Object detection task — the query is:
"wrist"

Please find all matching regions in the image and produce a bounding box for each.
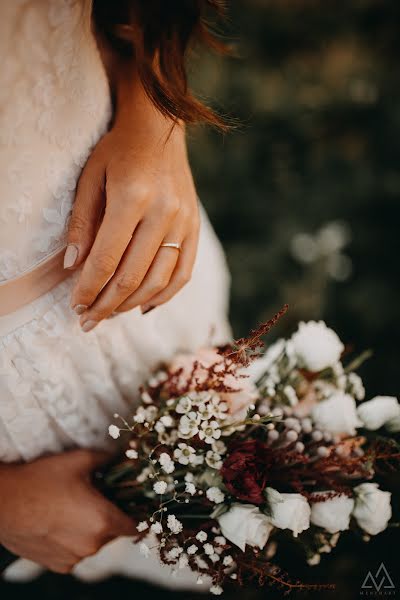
[116,87,181,137]
[112,61,186,140]
[112,104,188,167]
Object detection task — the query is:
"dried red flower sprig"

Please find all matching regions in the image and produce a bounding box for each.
[218,304,289,366]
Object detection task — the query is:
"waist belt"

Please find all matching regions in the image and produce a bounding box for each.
[0,247,70,317]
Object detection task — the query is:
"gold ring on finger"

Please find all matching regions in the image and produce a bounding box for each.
[160,242,181,252]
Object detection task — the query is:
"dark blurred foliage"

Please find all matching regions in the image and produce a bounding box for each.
[189,0,400,399]
[1,1,399,599]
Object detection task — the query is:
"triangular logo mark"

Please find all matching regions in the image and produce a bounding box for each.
[361,563,395,592]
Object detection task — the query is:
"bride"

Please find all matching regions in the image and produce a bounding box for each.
[0,0,230,586]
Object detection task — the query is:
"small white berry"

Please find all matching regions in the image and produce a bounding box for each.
[286,430,298,442]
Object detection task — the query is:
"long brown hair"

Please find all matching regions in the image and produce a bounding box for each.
[93,0,228,128]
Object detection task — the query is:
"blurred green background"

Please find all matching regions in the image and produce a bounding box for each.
[191,0,399,401]
[2,0,398,598]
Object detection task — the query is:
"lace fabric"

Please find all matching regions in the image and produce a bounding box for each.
[0,0,111,281]
[0,1,231,585]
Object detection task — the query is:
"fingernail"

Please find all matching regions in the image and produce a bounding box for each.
[73,304,88,315]
[141,305,155,315]
[64,244,79,269]
[81,320,98,332]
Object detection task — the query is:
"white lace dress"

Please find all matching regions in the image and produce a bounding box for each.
[0,0,230,586]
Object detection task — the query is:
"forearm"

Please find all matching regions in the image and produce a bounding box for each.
[94,27,184,142]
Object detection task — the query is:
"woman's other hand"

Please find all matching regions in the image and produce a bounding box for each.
[0,450,136,573]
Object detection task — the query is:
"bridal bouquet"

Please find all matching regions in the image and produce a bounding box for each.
[105,307,399,594]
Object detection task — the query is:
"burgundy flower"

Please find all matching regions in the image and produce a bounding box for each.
[221,439,273,504]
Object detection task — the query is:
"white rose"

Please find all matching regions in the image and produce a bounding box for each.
[357,396,400,431]
[217,504,273,552]
[310,493,354,533]
[291,321,344,372]
[386,413,400,433]
[353,483,392,535]
[265,488,310,537]
[312,392,362,435]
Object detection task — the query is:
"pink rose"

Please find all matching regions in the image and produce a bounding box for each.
[221,372,258,416]
[169,349,257,415]
[169,348,221,385]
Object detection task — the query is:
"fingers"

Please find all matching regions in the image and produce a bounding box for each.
[70,185,145,313]
[44,502,135,573]
[42,550,81,574]
[81,492,137,547]
[78,214,173,328]
[13,542,81,574]
[114,246,179,313]
[105,503,137,538]
[64,154,105,270]
[140,229,199,313]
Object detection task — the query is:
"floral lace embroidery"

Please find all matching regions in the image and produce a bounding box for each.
[0,2,232,473]
[0,0,111,281]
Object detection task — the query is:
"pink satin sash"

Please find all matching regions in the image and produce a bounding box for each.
[0,247,70,317]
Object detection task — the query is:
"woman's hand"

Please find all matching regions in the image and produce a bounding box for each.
[65,73,200,331]
[0,450,136,574]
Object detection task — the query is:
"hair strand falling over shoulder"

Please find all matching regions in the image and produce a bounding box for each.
[93,0,230,129]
